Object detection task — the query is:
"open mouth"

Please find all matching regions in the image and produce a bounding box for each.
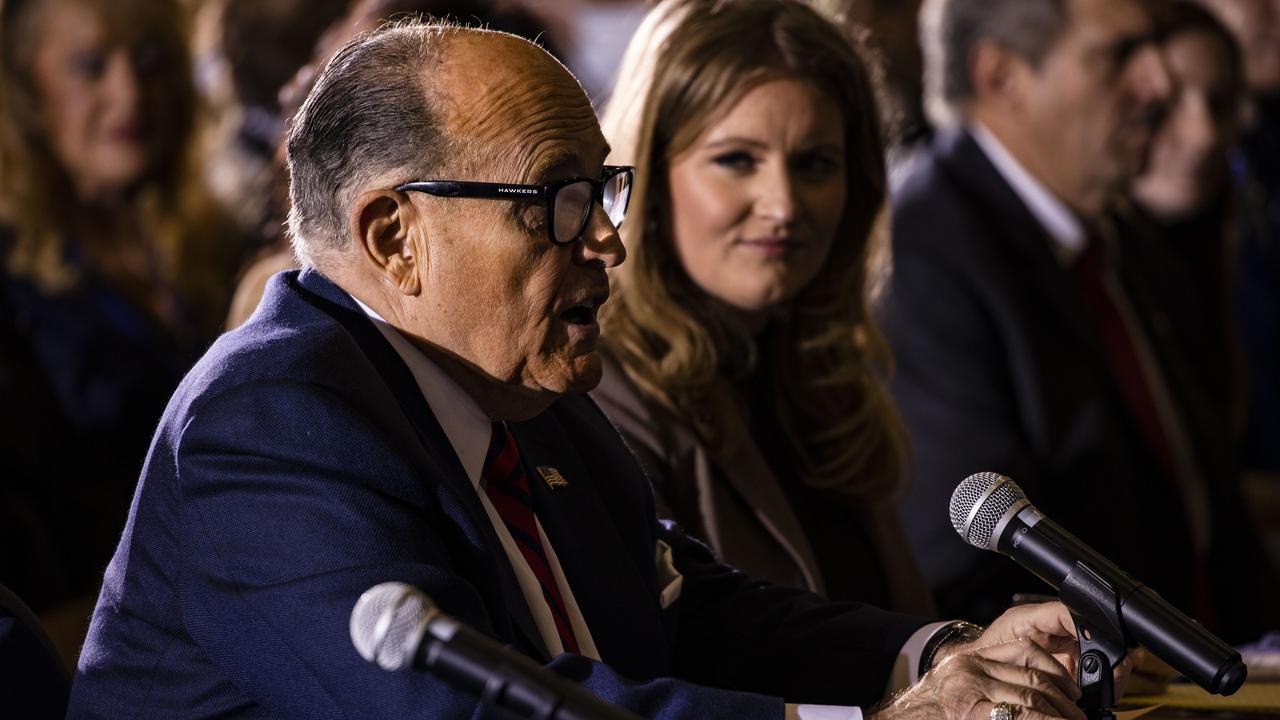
[560,298,598,326]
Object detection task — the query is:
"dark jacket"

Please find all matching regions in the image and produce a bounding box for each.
[592,353,934,616]
[0,227,193,611]
[68,269,932,718]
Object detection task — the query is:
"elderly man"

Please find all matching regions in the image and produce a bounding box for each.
[882,0,1270,640]
[70,22,1088,720]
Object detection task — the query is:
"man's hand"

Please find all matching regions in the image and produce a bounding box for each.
[955,602,1079,661]
[873,638,1086,720]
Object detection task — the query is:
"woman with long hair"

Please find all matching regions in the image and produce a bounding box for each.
[0,0,237,640]
[593,0,930,612]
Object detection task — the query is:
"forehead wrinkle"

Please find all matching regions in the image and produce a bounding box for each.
[437,35,602,181]
[455,100,603,182]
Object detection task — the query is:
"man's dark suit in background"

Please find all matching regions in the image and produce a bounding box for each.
[881,130,1270,641]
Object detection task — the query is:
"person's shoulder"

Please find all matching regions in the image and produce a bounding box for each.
[166,269,372,423]
[589,347,694,456]
[890,130,1010,262]
[590,349,656,425]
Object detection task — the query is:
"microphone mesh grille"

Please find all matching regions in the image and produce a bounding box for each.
[949,472,1026,549]
[350,582,431,671]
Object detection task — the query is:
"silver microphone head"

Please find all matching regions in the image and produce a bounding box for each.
[350,582,438,671]
[950,472,1032,551]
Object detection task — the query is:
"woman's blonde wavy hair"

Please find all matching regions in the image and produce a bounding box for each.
[0,0,230,333]
[600,0,908,503]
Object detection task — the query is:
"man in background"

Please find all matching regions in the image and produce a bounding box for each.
[882,0,1272,641]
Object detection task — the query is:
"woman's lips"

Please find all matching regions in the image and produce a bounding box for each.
[105,123,146,143]
[738,236,804,257]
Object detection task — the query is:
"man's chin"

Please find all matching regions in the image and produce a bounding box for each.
[561,352,604,395]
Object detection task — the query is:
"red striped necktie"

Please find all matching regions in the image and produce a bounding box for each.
[482,422,581,654]
[1072,236,1217,628]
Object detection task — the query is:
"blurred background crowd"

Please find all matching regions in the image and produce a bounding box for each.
[1,0,1278,670]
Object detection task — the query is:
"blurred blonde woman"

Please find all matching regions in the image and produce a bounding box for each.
[0,0,237,640]
[593,0,931,613]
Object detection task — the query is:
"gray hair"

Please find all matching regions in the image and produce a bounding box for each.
[286,21,455,267]
[920,0,1067,126]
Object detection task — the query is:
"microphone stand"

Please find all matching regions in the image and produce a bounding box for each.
[1059,562,1135,720]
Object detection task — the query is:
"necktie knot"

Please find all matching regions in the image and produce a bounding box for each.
[482,422,522,491]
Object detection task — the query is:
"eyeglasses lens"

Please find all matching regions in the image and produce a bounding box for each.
[603,171,632,228]
[554,180,593,244]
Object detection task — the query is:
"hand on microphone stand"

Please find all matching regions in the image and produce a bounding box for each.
[872,601,1089,720]
[870,636,1086,720]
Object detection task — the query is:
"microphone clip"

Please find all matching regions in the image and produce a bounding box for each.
[1060,561,1135,720]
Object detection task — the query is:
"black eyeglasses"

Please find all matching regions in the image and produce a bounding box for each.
[395,165,635,246]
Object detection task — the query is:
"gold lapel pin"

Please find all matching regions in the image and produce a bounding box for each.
[536,466,569,489]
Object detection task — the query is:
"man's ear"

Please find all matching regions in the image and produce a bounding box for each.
[970,40,1032,115]
[350,188,422,296]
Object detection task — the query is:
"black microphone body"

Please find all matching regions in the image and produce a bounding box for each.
[1001,507,1245,695]
[951,473,1246,696]
[415,613,639,720]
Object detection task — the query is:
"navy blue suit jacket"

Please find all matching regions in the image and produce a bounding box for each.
[69,269,930,719]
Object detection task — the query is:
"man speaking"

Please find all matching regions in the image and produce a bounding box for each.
[70,21,1091,720]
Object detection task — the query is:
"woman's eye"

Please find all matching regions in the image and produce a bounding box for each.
[70,50,107,80]
[712,151,757,172]
[794,152,840,177]
[133,40,167,76]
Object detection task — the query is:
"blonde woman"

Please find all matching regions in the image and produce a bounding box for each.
[0,0,238,629]
[593,0,931,614]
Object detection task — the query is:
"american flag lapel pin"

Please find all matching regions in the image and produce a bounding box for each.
[536,466,569,489]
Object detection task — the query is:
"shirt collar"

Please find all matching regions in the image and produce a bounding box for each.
[969,122,1087,264]
[351,295,492,489]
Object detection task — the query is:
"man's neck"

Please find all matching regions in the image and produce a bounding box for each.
[967,120,1088,261]
[969,111,1100,218]
[414,344,555,422]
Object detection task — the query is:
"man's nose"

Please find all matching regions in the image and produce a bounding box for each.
[1131,42,1174,105]
[575,204,626,268]
[1179,93,1218,153]
[103,50,141,110]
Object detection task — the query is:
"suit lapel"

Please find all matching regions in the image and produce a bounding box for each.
[937,130,1109,379]
[292,269,550,660]
[509,410,668,677]
[712,416,826,595]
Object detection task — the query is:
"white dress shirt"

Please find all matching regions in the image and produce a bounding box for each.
[350,295,947,719]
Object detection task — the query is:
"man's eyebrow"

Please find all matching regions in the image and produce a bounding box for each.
[1087,27,1160,66]
[531,153,579,183]
[529,145,611,183]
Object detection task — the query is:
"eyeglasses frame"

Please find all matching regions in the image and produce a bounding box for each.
[394,165,635,247]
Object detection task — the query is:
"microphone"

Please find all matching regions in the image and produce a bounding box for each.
[950,472,1246,696]
[350,582,641,720]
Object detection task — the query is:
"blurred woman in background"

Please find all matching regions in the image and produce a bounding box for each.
[0,0,235,652]
[1119,0,1248,481]
[1124,1,1280,563]
[593,0,931,613]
